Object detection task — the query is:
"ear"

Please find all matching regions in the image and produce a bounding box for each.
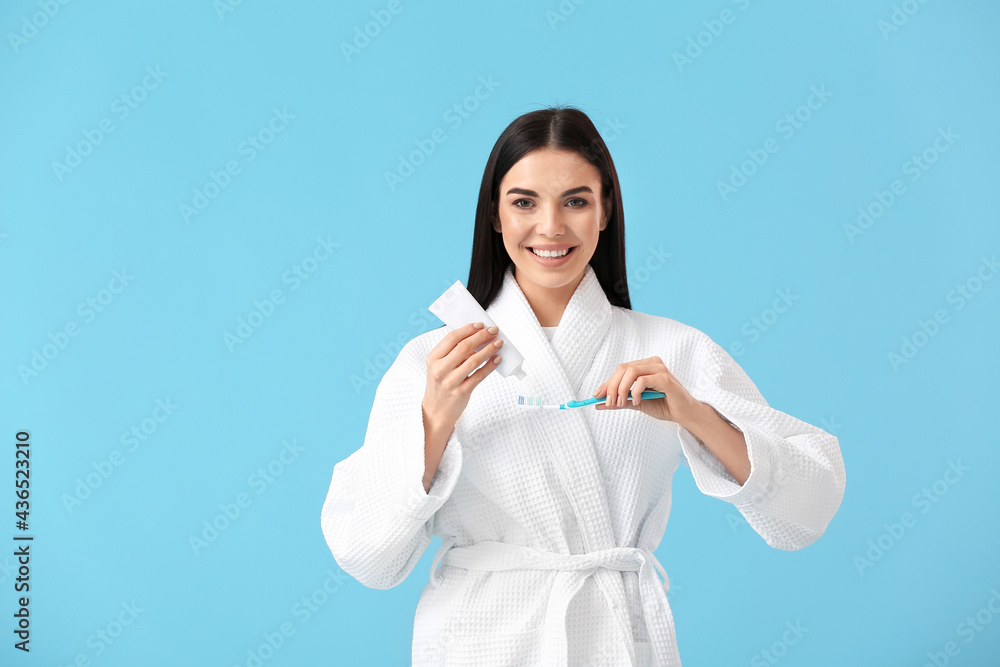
[491,209,502,234]
[599,200,611,231]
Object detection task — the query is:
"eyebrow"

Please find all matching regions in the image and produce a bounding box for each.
[505,186,594,197]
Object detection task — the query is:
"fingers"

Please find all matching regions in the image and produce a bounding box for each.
[631,376,648,406]
[439,323,500,374]
[428,322,484,363]
[467,349,502,387]
[425,323,502,395]
[600,360,663,408]
[457,331,503,378]
[602,366,624,407]
[594,400,639,411]
[616,366,649,407]
[606,363,639,408]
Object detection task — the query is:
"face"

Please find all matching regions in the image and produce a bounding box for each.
[492,148,610,301]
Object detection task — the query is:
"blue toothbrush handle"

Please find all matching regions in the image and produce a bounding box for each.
[566,390,666,408]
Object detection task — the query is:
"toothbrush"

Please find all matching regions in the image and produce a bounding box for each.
[517,391,666,410]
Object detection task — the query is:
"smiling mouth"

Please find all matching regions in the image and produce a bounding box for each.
[528,246,576,258]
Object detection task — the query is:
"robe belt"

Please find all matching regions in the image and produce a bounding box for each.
[429,538,681,667]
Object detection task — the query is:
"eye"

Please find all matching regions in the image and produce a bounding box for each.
[567,198,588,208]
[513,199,534,208]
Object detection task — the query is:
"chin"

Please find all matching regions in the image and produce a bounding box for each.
[519,259,584,285]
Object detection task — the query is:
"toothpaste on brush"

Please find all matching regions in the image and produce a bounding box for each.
[428,280,527,380]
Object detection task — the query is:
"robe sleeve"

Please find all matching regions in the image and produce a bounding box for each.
[677,335,846,551]
[320,340,463,589]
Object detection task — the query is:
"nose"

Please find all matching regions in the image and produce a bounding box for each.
[535,204,566,237]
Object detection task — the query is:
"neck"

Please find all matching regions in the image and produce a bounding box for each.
[514,268,585,327]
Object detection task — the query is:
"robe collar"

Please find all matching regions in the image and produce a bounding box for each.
[485,262,621,555]
[486,262,613,400]
[483,261,633,642]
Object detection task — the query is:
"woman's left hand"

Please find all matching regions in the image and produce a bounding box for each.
[592,356,702,423]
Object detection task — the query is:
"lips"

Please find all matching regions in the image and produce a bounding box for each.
[528,246,576,257]
[526,245,577,268]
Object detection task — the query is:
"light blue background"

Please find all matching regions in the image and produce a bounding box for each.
[2,1,998,665]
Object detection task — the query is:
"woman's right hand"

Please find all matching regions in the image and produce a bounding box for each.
[422,322,504,431]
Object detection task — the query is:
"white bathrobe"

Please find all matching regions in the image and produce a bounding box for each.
[321,263,846,666]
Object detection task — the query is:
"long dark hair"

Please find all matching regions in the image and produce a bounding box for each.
[466,106,631,310]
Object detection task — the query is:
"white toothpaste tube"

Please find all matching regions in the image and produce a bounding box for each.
[428,280,527,381]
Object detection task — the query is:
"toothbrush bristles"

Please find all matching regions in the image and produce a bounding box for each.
[517,395,544,407]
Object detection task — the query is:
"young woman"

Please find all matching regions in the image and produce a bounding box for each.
[321,107,846,666]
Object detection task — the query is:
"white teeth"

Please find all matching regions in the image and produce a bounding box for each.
[531,247,571,258]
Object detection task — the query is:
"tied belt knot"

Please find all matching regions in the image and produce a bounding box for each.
[429,538,681,666]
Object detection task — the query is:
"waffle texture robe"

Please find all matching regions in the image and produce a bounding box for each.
[321,263,846,666]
